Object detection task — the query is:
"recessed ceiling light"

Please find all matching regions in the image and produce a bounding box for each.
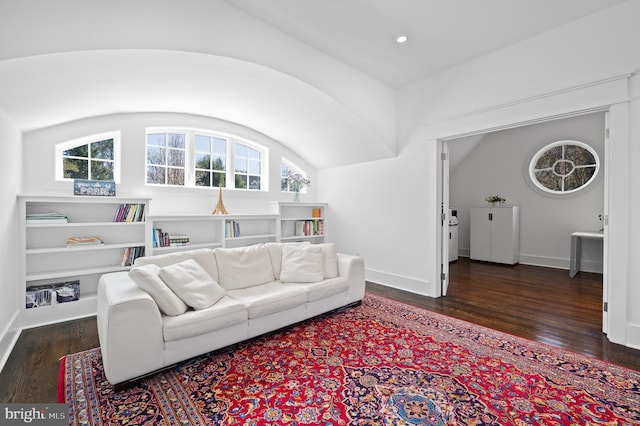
[396,35,408,44]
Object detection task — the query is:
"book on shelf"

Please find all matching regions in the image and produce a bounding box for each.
[26,212,68,224]
[153,228,190,247]
[121,246,145,266]
[225,221,241,238]
[66,236,104,247]
[312,208,322,218]
[113,203,146,222]
[295,219,324,237]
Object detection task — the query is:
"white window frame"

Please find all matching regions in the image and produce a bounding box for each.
[55,131,121,183]
[145,128,268,191]
[528,140,600,194]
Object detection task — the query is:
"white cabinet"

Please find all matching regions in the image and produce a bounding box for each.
[19,195,148,327]
[271,202,326,243]
[470,206,519,265]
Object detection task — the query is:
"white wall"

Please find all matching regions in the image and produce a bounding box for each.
[0,108,22,371]
[321,0,640,348]
[451,112,605,271]
[22,113,320,215]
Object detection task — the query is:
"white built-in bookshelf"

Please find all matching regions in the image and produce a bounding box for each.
[19,195,148,328]
[19,197,328,327]
[271,202,326,243]
[148,213,279,255]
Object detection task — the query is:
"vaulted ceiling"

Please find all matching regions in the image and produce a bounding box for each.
[0,0,624,169]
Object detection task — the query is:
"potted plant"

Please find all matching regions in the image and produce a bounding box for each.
[485,195,506,206]
[284,171,310,202]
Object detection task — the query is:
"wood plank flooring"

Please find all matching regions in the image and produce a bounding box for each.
[1,257,638,403]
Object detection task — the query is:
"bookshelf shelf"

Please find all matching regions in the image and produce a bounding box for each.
[271,202,327,243]
[19,195,149,328]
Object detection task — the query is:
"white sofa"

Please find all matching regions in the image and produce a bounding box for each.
[96,242,365,388]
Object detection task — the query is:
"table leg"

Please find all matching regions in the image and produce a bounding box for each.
[570,235,581,278]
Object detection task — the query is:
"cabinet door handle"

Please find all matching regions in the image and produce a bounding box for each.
[488,213,493,221]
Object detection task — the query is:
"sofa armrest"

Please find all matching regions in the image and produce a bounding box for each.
[97,271,165,385]
[337,253,366,304]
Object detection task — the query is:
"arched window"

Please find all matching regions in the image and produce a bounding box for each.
[56,131,120,182]
[529,140,599,194]
[281,159,308,193]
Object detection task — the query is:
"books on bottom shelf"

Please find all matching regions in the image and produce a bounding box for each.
[295,220,324,237]
[121,246,145,266]
[25,280,80,309]
[153,228,190,247]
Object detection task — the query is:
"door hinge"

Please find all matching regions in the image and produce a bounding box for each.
[603,302,608,312]
[441,152,448,161]
[441,212,446,222]
[441,272,446,281]
[605,128,610,138]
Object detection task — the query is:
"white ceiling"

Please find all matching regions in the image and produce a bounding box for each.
[226,0,625,87]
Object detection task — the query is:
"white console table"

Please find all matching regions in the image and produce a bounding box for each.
[570,231,604,278]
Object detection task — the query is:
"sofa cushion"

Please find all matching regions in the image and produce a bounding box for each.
[265,242,310,280]
[280,244,324,283]
[128,264,188,316]
[226,282,307,318]
[134,248,218,282]
[214,244,275,290]
[158,259,226,310]
[162,296,247,342]
[285,276,349,302]
[318,243,338,278]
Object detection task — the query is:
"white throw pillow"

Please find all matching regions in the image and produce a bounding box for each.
[280,244,324,283]
[214,244,275,290]
[318,243,338,278]
[128,264,188,316]
[158,259,226,310]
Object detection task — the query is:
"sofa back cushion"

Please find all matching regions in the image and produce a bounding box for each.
[280,244,324,283]
[128,263,188,316]
[133,248,218,282]
[265,242,309,280]
[214,244,275,290]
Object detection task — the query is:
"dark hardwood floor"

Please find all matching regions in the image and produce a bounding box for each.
[1,257,638,403]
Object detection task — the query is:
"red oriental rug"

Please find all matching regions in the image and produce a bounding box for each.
[59,293,640,425]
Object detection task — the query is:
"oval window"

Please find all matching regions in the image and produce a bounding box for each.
[529,140,599,194]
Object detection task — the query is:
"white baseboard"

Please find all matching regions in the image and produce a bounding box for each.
[365,268,434,297]
[0,311,21,375]
[457,250,603,274]
[625,323,640,350]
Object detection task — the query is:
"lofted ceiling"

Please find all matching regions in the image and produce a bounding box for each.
[0,0,625,169]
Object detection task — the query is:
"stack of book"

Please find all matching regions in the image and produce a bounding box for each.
[66,236,104,247]
[26,212,68,224]
[121,246,145,266]
[152,228,190,247]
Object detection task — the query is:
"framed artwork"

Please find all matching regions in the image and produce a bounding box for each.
[74,179,116,196]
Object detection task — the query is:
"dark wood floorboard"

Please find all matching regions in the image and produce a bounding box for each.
[1,257,638,403]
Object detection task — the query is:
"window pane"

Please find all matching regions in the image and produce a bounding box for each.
[249,176,261,190]
[235,158,247,173]
[213,172,225,188]
[168,133,185,149]
[248,160,260,175]
[248,147,260,160]
[565,145,596,166]
[195,153,211,170]
[91,139,114,160]
[195,135,210,152]
[213,138,226,154]
[147,147,166,165]
[212,156,225,171]
[147,166,166,184]
[167,168,185,185]
[235,144,247,157]
[281,178,288,191]
[63,158,88,179]
[91,160,114,180]
[535,170,562,191]
[167,149,185,167]
[147,133,166,147]
[235,174,247,189]
[63,145,88,158]
[195,170,210,187]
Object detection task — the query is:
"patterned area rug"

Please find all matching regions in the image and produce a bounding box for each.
[60,293,640,425]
